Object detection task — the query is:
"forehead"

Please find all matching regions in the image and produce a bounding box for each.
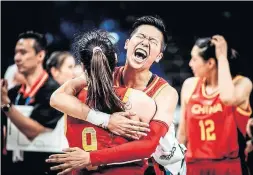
[15,38,35,50]
[191,45,202,57]
[134,25,163,41]
[63,56,75,64]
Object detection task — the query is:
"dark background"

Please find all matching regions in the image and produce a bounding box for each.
[2,1,253,93]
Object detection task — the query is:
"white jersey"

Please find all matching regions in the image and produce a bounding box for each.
[107,123,186,175]
[152,123,187,175]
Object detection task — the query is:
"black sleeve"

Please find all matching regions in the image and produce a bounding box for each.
[30,78,63,129]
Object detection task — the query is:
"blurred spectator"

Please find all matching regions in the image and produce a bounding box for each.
[1,31,62,175]
[46,51,76,85]
[4,64,26,89]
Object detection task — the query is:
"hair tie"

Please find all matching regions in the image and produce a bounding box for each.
[93,46,103,53]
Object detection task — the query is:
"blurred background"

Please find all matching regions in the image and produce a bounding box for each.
[1,2,253,175]
[2,1,253,93]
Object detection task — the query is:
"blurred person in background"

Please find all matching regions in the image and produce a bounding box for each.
[46,51,76,85]
[177,35,252,175]
[1,31,62,175]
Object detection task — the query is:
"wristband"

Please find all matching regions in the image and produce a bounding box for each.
[86,109,110,129]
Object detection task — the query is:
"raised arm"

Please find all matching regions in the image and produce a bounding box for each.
[212,35,252,107]
[50,76,88,120]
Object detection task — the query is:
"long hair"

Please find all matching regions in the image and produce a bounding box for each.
[73,30,124,113]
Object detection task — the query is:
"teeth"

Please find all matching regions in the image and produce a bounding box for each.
[135,48,147,57]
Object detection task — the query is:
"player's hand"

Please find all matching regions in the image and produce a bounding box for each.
[1,79,11,105]
[108,111,150,140]
[211,35,228,60]
[246,118,253,138]
[46,147,91,175]
[245,140,253,161]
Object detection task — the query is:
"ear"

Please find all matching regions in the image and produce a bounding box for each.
[207,58,216,69]
[124,39,130,50]
[37,50,46,62]
[155,53,163,63]
[50,67,60,79]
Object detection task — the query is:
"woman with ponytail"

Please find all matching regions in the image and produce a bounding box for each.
[47,29,183,175]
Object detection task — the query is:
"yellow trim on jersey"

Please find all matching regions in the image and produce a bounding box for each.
[64,113,67,136]
[122,88,132,103]
[236,105,252,117]
[232,75,244,83]
[144,77,160,94]
[151,83,168,99]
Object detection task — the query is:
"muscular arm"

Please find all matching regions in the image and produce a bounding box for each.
[212,35,252,107]
[50,76,88,120]
[218,56,252,107]
[89,85,178,165]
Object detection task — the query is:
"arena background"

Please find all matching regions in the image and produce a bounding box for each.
[1,1,253,109]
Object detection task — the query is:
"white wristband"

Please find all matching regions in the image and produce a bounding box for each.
[86,109,110,129]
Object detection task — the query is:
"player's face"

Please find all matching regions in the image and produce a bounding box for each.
[14,39,44,75]
[189,46,210,77]
[124,25,163,70]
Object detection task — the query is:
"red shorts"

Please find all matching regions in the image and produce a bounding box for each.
[186,158,242,175]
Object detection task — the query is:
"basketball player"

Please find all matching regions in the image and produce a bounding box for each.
[177,35,252,175]
[47,16,184,175]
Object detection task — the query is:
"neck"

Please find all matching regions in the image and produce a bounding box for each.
[24,65,44,89]
[205,69,218,88]
[122,64,151,90]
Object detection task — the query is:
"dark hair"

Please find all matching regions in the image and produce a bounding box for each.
[194,37,240,77]
[17,31,47,54]
[130,15,169,51]
[73,30,123,113]
[46,51,73,76]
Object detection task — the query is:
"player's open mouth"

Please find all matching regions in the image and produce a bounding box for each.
[133,48,148,63]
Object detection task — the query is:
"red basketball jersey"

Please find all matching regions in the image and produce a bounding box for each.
[66,86,130,151]
[185,76,251,163]
[113,66,169,175]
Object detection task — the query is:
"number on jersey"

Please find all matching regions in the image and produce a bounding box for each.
[82,127,97,151]
[199,119,216,141]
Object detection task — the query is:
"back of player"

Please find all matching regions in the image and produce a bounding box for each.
[66,87,151,175]
[185,77,251,175]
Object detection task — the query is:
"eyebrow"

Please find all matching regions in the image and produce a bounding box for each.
[138,33,159,42]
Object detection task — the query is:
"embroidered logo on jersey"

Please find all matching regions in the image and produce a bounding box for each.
[191,103,223,115]
[159,146,176,160]
[191,94,199,99]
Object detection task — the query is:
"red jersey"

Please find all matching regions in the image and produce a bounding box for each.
[66,86,134,174]
[185,76,251,163]
[113,66,169,175]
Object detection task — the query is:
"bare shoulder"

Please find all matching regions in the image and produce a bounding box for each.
[157,84,178,99]
[183,77,199,88]
[181,77,199,103]
[234,76,252,88]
